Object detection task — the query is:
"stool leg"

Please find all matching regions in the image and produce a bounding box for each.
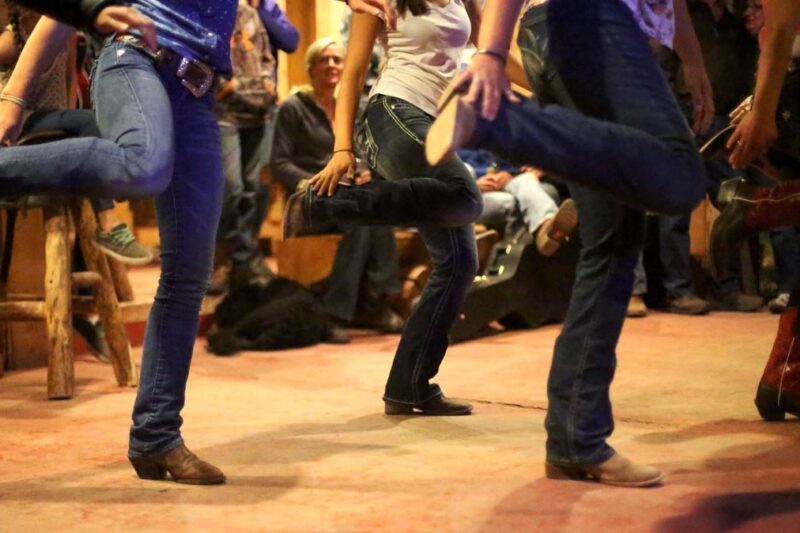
[107,256,135,302]
[44,204,73,400]
[74,200,138,387]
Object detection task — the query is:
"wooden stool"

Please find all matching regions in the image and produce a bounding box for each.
[0,131,137,398]
[0,197,138,398]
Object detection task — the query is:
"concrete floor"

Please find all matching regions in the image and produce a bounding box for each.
[1,306,799,532]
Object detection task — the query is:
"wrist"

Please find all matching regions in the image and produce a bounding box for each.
[333,148,354,154]
[0,93,26,109]
[475,48,507,66]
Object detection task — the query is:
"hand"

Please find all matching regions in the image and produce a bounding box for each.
[355,169,372,185]
[311,151,356,196]
[681,62,714,135]
[451,53,517,121]
[476,175,499,192]
[94,6,157,51]
[727,110,777,169]
[0,101,25,146]
[347,0,397,31]
[492,171,513,190]
[729,95,753,126]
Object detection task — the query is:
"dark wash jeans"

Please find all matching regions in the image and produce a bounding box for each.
[468,0,705,465]
[315,94,481,404]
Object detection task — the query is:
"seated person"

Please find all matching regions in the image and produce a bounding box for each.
[458,149,577,256]
[271,38,403,341]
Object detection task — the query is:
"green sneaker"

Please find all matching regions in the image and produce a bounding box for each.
[93,223,154,266]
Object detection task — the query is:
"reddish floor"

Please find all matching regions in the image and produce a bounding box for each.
[1,270,799,532]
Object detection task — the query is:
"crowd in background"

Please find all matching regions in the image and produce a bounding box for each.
[0,0,791,355]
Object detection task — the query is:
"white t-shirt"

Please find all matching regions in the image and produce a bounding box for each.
[524,0,676,49]
[371,0,471,117]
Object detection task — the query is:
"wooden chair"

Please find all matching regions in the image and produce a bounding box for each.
[0,133,137,399]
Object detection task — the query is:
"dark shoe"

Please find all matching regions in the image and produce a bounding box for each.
[323,322,351,344]
[535,199,578,257]
[709,291,763,312]
[282,184,313,240]
[426,91,478,165]
[72,314,111,363]
[626,295,647,318]
[769,293,791,314]
[665,293,710,315]
[93,223,153,266]
[384,395,473,416]
[354,305,405,334]
[206,264,231,295]
[755,305,800,420]
[128,443,226,485]
[545,453,665,488]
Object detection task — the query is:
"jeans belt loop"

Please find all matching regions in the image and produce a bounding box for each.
[114,35,215,98]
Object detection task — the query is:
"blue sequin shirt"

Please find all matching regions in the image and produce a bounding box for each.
[127,0,238,75]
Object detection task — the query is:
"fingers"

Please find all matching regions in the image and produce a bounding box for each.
[370,0,397,31]
[95,7,157,51]
[480,82,502,121]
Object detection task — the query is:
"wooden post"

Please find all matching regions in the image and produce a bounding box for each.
[107,257,135,302]
[43,203,73,400]
[74,200,138,387]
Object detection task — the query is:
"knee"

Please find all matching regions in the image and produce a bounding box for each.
[117,144,175,198]
[658,158,708,215]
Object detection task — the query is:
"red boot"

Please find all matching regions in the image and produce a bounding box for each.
[755,303,800,421]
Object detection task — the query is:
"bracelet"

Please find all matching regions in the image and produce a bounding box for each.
[0,93,25,108]
[333,148,354,155]
[475,48,507,66]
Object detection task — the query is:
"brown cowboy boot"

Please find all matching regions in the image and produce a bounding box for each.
[755,298,800,421]
[709,181,800,278]
[128,443,226,484]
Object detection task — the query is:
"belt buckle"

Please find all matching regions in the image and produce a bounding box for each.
[176,57,213,98]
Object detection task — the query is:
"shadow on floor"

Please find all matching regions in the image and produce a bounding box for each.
[655,490,800,532]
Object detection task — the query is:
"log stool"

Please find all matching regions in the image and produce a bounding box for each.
[0,132,137,399]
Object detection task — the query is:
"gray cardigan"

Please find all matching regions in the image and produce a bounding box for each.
[270,90,335,193]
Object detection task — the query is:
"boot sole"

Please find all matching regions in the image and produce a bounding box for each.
[129,456,226,485]
[545,462,665,488]
[754,382,800,421]
[537,199,578,257]
[384,400,473,416]
[426,96,477,166]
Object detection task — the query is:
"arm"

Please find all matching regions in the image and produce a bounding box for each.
[270,102,316,192]
[453,0,525,120]
[257,0,300,53]
[0,29,21,67]
[338,0,397,32]
[311,12,380,196]
[463,0,530,92]
[672,0,714,134]
[0,17,74,145]
[728,0,800,168]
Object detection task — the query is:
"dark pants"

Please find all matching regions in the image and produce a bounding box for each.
[470,0,704,464]
[323,224,401,323]
[313,94,481,405]
[218,123,268,268]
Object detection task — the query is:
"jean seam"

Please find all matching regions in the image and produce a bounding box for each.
[564,253,618,463]
[381,98,424,146]
[115,44,159,176]
[410,228,460,404]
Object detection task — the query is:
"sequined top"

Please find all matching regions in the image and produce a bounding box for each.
[524,0,676,49]
[127,0,238,75]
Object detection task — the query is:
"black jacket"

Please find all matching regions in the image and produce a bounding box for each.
[16,0,115,30]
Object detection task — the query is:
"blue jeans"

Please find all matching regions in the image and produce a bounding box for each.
[473,0,703,464]
[218,123,268,267]
[20,109,115,213]
[0,41,223,454]
[314,94,481,404]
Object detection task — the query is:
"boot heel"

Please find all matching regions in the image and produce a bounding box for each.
[384,400,415,415]
[755,382,787,422]
[545,462,587,480]
[129,456,167,480]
